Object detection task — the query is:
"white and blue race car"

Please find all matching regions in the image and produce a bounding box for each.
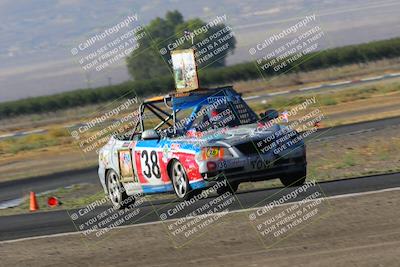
[98,86,307,208]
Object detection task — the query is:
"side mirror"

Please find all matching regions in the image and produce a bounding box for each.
[142,130,159,140]
[266,109,279,120]
[260,109,279,121]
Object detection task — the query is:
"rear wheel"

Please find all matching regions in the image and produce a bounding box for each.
[106,170,133,209]
[280,167,307,187]
[171,160,194,200]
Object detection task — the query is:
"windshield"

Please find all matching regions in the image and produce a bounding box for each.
[191,103,242,131]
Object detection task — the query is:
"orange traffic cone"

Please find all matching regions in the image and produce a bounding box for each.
[29,192,39,212]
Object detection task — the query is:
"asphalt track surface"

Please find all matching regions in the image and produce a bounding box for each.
[0,172,399,242]
[1,115,399,204]
[0,115,399,242]
[0,167,100,203]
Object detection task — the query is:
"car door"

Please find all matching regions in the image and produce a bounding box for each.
[133,138,171,193]
[110,134,143,194]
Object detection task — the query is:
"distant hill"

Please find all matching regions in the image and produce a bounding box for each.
[0,0,399,102]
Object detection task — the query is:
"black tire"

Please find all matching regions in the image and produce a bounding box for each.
[170,160,194,200]
[106,170,135,209]
[280,167,307,187]
[216,182,239,195]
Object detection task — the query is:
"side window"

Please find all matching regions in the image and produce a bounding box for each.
[191,106,212,131]
[230,99,258,124]
[132,133,141,141]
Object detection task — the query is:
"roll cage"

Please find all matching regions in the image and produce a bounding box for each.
[126,86,258,139]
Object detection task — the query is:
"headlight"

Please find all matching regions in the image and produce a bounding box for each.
[200,146,232,160]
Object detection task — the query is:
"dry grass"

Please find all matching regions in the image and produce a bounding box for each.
[0,183,103,216]
[0,72,400,182]
[237,125,400,192]
[307,126,400,180]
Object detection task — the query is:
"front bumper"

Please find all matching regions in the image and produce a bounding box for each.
[199,146,306,184]
[202,159,306,183]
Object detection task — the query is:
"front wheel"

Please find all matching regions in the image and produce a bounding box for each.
[280,167,307,187]
[171,160,194,200]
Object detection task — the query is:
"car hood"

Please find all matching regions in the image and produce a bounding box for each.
[172,123,288,147]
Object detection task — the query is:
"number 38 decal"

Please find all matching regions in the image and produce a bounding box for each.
[140,150,161,179]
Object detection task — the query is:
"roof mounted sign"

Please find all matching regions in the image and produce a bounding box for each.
[171,49,199,92]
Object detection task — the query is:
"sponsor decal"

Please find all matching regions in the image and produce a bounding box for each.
[171,143,181,150]
[119,150,133,178]
[281,111,289,122]
[207,96,227,104]
[162,144,173,163]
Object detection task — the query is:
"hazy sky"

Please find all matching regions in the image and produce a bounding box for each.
[0,0,399,102]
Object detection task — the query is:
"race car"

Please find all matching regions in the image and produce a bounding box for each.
[98,86,307,208]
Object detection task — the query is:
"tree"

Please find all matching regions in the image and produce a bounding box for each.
[126,10,236,80]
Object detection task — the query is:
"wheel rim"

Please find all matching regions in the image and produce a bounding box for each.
[172,162,188,198]
[108,172,122,206]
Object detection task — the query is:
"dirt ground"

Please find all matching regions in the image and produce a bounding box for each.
[1,189,399,267]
